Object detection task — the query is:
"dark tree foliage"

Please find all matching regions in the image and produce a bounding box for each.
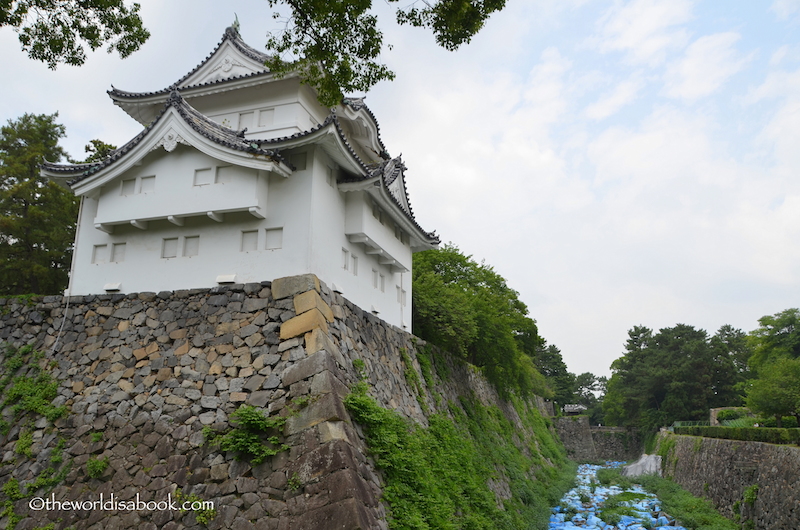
[412,244,549,398]
[745,357,800,428]
[603,324,748,434]
[265,0,505,106]
[747,308,800,369]
[2,1,149,68]
[532,343,574,406]
[0,113,79,295]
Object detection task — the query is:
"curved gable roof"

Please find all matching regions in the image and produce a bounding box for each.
[42,91,290,189]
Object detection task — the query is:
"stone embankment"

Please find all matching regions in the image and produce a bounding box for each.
[555,416,640,462]
[657,432,800,530]
[0,274,558,530]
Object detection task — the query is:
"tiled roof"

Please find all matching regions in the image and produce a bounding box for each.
[41,91,287,185]
[108,26,272,101]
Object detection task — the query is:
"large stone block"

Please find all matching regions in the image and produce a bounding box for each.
[282,351,338,387]
[294,497,374,530]
[272,274,320,300]
[305,328,338,355]
[279,309,328,340]
[285,393,349,435]
[294,290,334,322]
[291,440,361,483]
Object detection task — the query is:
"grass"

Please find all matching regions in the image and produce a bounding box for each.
[597,467,738,530]
[344,381,575,530]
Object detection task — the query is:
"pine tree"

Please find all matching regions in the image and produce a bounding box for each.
[0,113,79,295]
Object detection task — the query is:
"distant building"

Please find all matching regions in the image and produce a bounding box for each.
[42,25,439,330]
[563,404,588,415]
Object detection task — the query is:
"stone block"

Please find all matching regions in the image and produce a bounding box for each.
[318,421,349,443]
[279,309,328,340]
[285,393,348,435]
[230,392,248,402]
[304,328,338,355]
[282,351,337,387]
[294,497,373,530]
[271,274,320,300]
[327,468,376,506]
[293,290,334,322]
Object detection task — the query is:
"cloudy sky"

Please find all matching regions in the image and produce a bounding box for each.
[2,0,799,378]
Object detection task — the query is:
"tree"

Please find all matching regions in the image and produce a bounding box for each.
[0,113,79,295]
[603,324,744,434]
[531,343,574,406]
[747,308,800,369]
[412,244,549,398]
[2,0,149,68]
[746,357,800,428]
[265,0,506,106]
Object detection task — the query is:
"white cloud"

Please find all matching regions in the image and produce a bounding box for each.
[771,0,800,19]
[595,0,694,66]
[585,76,645,120]
[663,32,751,100]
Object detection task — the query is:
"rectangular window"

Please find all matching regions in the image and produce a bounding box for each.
[239,111,254,130]
[372,269,378,289]
[241,230,258,252]
[194,168,213,186]
[183,236,200,257]
[380,274,385,292]
[342,249,349,270]
[401,289,407,307]
[162,238,178,259]
[121,179,136,196]
[258,108,274,127]
[92,244,108,264]
[265,228,283,249]
[351,255,358,276]
[216,165,235,184]
[111,243,126,263]
[140,175,156,193]
[396,286,402,303]
[326,167,335,187]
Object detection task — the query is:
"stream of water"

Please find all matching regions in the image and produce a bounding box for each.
[549,462,687,529]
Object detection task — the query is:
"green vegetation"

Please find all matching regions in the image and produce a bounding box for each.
[413,245,554,399]
[15,431,33,458]
[262,0,504,106]
[1,1,149,68]
[598,468,738,530]
[600,491,650,526]
[0,345,73,529]
[604,324,750,435]
[86,456,109,479]
[204,405,288,465]
[344,378,574,530]
[176,489,217,525]
[743,484,758,506]
[673,425,800,444]
[0,114,79,295]
[745,357,800,428]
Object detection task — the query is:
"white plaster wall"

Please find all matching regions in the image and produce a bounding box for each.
[189,80,324,139]
[305,149,413,330]
[94,147,267,226]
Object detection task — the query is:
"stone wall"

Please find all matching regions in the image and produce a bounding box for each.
[555,416,597,462]
[0,274,563,530]
[591,427,641,462]
[657,432,800,530]
[555,417,640,463]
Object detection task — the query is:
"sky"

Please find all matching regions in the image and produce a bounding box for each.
[2,0,800,378]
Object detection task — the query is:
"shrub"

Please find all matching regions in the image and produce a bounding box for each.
[673,426,800,444]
